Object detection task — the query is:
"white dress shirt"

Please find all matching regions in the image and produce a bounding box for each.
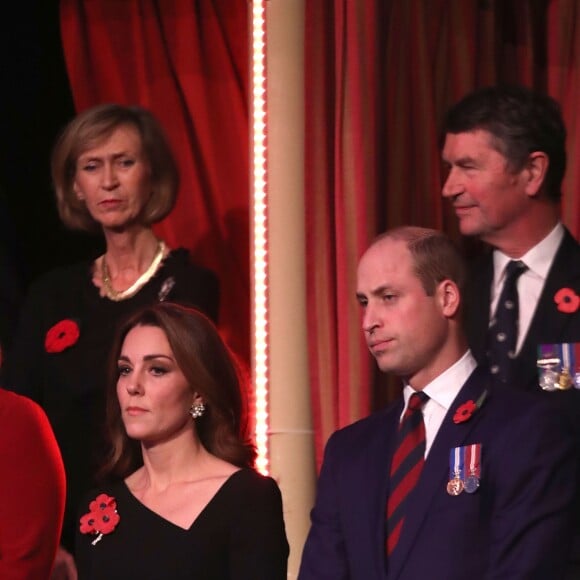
[401,351,478,457]
[491,223,564,353]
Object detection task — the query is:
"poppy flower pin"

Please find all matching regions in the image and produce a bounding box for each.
[453,390,488,424]
[45,319,80,353]
[80,494,120,545]
[554,287,579,314]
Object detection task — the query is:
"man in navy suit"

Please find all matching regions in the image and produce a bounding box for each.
[441,84,579,393]
[299,226,577,580]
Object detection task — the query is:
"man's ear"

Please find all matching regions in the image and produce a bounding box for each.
[524,151,549,198]
[436,279,460,318]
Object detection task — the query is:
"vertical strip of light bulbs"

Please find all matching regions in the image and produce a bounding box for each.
[251,0,269,475]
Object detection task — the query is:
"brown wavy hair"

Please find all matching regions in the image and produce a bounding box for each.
[99,302,255,480]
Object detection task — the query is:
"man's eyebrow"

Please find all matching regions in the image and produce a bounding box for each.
[356,285,392,300]
[446,154,477,165]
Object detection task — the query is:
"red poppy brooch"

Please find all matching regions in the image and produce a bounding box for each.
[554,287,579,314]
[453,390,488,424]
[80,494,120,545]
[45,319,80,353]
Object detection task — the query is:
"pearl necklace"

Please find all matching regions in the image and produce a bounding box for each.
[101,240,167,302]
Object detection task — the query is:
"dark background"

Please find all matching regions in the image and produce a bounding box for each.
[0,2,101,292]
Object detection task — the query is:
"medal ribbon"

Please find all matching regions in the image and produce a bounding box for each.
[561,343,579,373]
[449,446,464,480]
[464,444,481,478]
[539,343,578,371]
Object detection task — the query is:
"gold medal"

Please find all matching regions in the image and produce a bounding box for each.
[446,477,464,496]
[555,368,573,390]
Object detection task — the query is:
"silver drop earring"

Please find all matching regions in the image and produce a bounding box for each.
[189,402,206,419]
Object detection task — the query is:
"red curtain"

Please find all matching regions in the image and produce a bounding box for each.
[304,2,378,467]
[305,0,580,466]
[547,0,580,232]
[60,0,250,363]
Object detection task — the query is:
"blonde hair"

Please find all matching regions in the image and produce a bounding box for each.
[51,104,179,232]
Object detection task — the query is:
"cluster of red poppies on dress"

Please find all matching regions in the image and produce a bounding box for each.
[80,494,120,542]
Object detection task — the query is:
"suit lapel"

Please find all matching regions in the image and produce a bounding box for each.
[387,369,490,580]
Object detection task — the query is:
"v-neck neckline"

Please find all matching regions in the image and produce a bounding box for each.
[120,468,244,532]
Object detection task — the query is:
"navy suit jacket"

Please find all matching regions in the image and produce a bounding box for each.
[298,367,578,580]
[464,227,580,392]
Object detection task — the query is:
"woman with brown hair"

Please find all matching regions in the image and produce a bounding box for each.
[3,104,220,574]
[75,302,288,579]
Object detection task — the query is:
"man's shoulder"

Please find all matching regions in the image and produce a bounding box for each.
[553,227,580,268]
[326,403,400,449]
[560,226,580,249]
[482,381,575,432]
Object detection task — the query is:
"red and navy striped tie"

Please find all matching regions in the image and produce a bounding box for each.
[386,391,429,556]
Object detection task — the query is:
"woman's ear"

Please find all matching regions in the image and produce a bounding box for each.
[191,392,204,406]
[73,181,85,200]
[188,393,206,420]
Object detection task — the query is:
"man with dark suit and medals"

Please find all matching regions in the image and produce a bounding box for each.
[441,84,580,578]
[299,227,578,580]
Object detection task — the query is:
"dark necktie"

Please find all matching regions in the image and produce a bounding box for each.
[386,391,429,557]
[487,260,528,384]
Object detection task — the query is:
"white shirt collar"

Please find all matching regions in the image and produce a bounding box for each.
[403,350,477,412]
[493,222,564,285]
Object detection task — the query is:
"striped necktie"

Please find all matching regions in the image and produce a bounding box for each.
[386,391,429,557]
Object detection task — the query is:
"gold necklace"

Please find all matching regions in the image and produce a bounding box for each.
[101,240,166,302]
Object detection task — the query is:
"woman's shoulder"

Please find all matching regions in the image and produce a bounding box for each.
[80,480,125,503]
[158,248,220,320]
[26,259,95,295]
[0,388,62,474]
[226,468,283,497]
[0,387,51,433]
[164,248,218,282]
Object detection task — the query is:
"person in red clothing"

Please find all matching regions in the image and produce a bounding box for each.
[0,386,66,580]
